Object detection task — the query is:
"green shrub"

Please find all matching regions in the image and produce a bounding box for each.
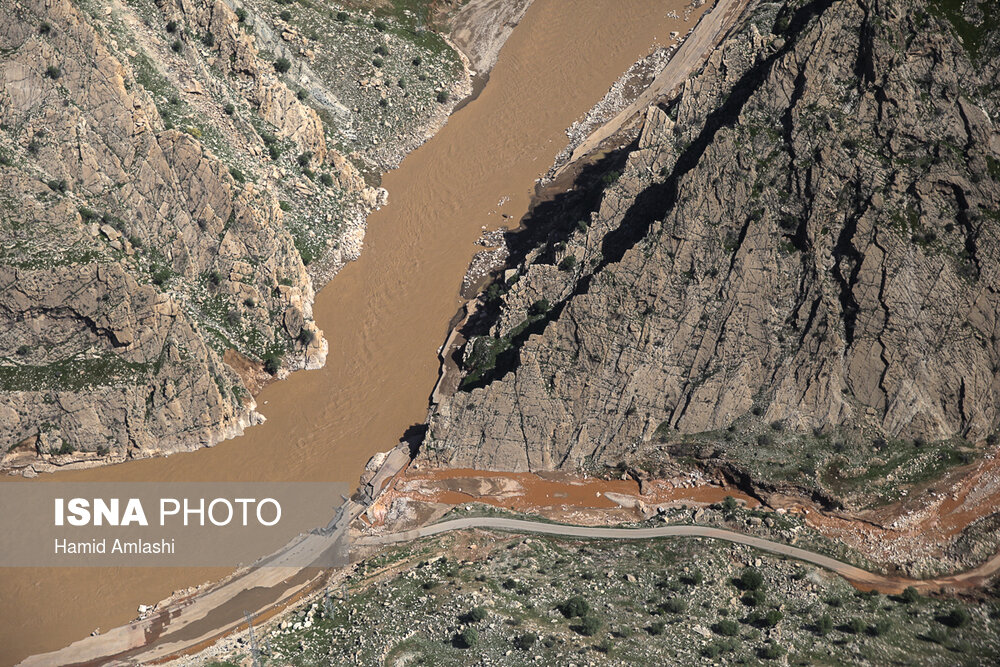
[279,10,292,21]
[941,607,971,628]
[297,88,309,100]
[166,20,177,33]
[373,19,387,31]
[39,22,52,35]
[514,632,537,650]
[558,255,577,271]
[559,596,589,618]
[412,56,422,66]
[372,57,384,68]
[900,586,920,603]
[455,626,478,648]
[297,151,313,167]
[45,65,61,79]
[577,616,602,637]
[172,40,182,53]
[319,173,334,186]
[845,618,865,634]
[201,32,215,47]
[464,606,488,623]
[235,8,247,23]
[648,621,666,635]
[436,90,450,103]
[529,299,550,316]
[263,352,283,375]
[760,642,785,660]
[223,103,235,115]
[229,167,245,183]
[151,266,172,286]
[713,620,739,636]
[738,568,764,591]
[870,618,892,636]
[661,598,687,614]
[336,11,348,22]
[297,329,315,346]
[374,45,389,56]
[761,609,783,628]
[274,57,291,73]
[815,613,833,636]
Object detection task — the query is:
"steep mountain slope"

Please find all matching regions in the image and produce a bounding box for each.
[421,0,1000,505]
[0,0,467,472]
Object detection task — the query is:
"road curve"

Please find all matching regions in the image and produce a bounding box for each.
[360,516,1000,594]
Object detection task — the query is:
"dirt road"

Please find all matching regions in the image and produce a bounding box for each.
[361,516,1000,595]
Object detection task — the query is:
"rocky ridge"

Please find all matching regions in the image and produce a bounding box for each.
[420,0,1000,507]
[0,0,469,472]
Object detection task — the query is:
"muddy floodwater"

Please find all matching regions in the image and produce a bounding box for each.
[1,0,703,662]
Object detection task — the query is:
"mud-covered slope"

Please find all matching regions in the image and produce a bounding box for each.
[420,0,1000,495]
[0,0,467,472]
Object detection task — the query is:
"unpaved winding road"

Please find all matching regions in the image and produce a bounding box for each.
[360,516,1000,594]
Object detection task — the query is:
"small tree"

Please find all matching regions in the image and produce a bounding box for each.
[816,613,833,636]
[558,255,578,271]
[722,496,739,511]
[900,586,920,603]
[274,57,291,73]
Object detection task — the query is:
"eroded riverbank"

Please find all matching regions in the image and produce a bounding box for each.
[1,1,707,663]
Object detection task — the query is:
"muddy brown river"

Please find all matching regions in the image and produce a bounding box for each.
[1,1,702,662]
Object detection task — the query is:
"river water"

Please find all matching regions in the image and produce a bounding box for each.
[1,0,700,662]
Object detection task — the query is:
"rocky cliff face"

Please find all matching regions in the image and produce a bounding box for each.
[0,0,467,472]
[421,0,1000,504]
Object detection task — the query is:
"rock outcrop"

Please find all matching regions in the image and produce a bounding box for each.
[0,0,466,471]
[420,0,1000,493]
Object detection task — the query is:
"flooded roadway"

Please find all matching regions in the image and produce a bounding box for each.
[0,0,706,662]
